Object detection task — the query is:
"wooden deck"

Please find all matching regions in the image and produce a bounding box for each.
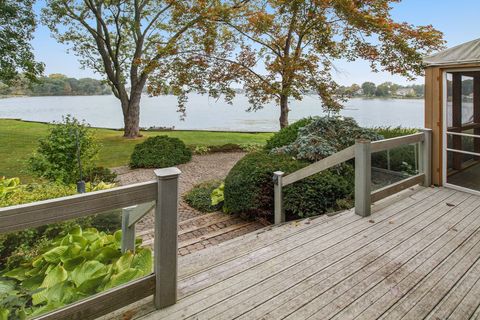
[130,186,480,320]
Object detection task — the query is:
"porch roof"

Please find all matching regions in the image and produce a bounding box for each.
[424,38,480,67]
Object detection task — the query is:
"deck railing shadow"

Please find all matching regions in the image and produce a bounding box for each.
[0,167,181,320]
[273,129,432,222]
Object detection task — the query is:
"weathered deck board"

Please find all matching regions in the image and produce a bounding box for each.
[199,190,460,320]
[163,189,444,319]
[136,187,480,320]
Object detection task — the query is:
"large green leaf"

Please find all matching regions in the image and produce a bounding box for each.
[60,244,83,263]
[21,274,43,290]
[63,256,86,271]
[131,249,153,276]
[28,302,64,317]
[0,308,9,320]
[70,261,107,287]
[82,230,100,242]
[3,267,27,281]
[76,274,107,294]
[94,247,121,264]
[42,246,69,263]
[0,279,15,295]
[114,251,133,273]
[41,265,67,288]
[105,268,143,290]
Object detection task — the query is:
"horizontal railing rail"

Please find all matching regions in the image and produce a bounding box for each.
[274,129,432,223]
[0,167,181,320]
[0,181,158,234]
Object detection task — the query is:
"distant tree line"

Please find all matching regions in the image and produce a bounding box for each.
[0,74,111,96]
[337,82,425,98]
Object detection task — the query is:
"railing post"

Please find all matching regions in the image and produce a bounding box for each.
[273,171,285,224]
[154,167,181,309]
[422,129,432,187]
[355,139,372,217]
[121,206,136,253]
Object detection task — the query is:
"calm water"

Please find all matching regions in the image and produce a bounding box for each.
[0,94,424,132]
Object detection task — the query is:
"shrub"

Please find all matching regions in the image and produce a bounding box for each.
[184,180,223,212]
[130,136,192,169]
[223,152,353,221]
[273,116,383,162]
[28,115,100,185]
[85,166,117,184]
[264,118,314,151]
[0,177,20,201]
[1,226,152,318]
[371,127,419,173]
[208,143,243,153]
[191,145,210,155]
[283,166,354,218]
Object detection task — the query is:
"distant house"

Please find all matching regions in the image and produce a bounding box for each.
[395,88,415,97]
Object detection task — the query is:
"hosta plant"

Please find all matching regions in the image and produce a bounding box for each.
[0,177,20,201]
[0,226,152,318]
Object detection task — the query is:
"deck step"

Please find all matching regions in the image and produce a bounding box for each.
[178,222,253,248]
[178,212,225,227]
[136,213,235,238]
[178,214,235,235]
[142,221,254,248]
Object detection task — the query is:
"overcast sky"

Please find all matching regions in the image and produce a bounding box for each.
[32,0,480,85]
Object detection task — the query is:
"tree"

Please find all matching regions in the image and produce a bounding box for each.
[190,0,444,128]
[0,0,44,83]
[362,82,376,97]
[42,1,228,138]
[375,82,392,97]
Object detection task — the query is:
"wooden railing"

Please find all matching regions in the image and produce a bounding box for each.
[0,167,181,320]
[273,129,432,222]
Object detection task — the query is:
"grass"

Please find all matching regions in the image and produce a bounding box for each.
[0,119,273,181]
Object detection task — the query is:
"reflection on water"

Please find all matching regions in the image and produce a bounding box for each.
[0,94,424,132]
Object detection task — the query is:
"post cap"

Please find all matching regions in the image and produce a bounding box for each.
[154,167,181,179]
[273,171,285,176]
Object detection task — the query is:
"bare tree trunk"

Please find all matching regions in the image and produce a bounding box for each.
[279,94,289,129]
[122,88,142,138]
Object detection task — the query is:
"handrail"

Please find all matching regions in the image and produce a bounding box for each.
[370,132,424,153]
[281,145,355,187]
[0,181,157,234]
[0,168,181,320]
[273,129,432,223]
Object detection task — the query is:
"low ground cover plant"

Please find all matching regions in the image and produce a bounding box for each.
[130,136,192,168]
[0,179,119,268]
[0,226,152,318]
[184,180,223,213]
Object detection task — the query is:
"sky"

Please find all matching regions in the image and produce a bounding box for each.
[31,0,480,86]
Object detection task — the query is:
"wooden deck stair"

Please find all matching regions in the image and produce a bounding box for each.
[138,212,264,253]
[104,186,480,320]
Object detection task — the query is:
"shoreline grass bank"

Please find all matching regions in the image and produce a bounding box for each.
[0,119,273,181]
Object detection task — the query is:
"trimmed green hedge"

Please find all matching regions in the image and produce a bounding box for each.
[130,136,192,168]
[224,152,354,221]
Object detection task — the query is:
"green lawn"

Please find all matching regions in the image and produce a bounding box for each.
[0,119,273,181]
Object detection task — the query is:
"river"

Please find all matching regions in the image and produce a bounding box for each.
[0,94,425,132]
